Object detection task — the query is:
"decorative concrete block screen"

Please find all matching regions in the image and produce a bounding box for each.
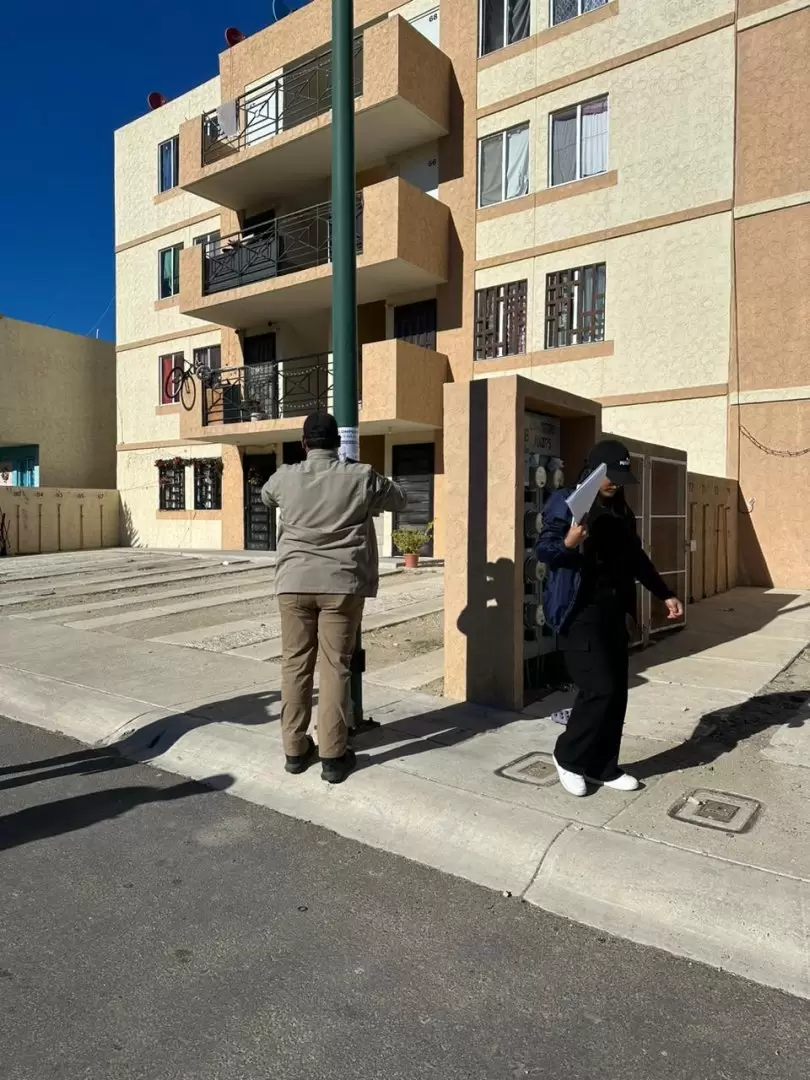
[0,488,120,557]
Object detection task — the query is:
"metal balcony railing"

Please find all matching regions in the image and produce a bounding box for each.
[202,354,332,426]
[202,38,364,164]
[202,194,363,295]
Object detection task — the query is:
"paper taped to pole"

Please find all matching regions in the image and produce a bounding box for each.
[566,463,607,524]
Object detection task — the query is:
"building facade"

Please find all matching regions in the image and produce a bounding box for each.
[0,316,116,490]
[114,0,810,586]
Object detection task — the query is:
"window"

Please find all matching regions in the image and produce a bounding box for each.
[158,136,179,193]
[194,460,223,510]
[194,230,221,249]
[159,352,184,404]
[158,243,183,299]
[158,463,185,510]
[549,95,608,186]
[474,280,528,360]
[479,0,530,56]
[551,0,607,27]
[545,263,606,348]
[478,123,530,208]
[193,344,222,377]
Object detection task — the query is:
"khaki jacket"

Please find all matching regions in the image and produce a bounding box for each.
[261,449,407,597]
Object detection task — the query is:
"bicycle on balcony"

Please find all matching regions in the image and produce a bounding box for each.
[164,355,219,412]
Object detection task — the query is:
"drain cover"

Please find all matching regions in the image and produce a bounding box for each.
[496,752,558,787]
[669,789,761,833]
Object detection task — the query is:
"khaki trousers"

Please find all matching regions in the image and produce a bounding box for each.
[277,593,365,759]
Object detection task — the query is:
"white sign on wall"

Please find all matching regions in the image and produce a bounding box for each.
[0,462,13,486]
[523,412,561,458]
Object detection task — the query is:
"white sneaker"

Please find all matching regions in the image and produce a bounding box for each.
[552,755,587,797]
[587,772,640,792]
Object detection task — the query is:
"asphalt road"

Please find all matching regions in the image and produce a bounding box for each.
[0,717,806,1080]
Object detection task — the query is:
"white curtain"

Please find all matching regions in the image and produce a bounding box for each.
[479,135,504,206]
[580,97,608,177]
[505,124,529,200]
[551,109,577,185]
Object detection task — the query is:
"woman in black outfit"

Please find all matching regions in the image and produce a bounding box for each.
[536,440,684,796]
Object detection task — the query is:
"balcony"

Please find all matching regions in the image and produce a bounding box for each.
[202,195,362,296]
[178,178,450,329]
[178,17,451,209]
[178,339,448,444]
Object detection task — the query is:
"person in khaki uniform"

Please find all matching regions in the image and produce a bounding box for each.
[261,413,406,784]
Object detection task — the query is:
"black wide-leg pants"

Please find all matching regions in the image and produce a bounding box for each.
[555,600,629,782]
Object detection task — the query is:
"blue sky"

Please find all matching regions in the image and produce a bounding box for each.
[0,1,309,342]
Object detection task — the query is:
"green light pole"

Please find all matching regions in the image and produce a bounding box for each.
[331,0,366,729]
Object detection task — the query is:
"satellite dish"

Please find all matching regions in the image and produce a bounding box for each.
[147,92,167,110]
[225,26,246,46]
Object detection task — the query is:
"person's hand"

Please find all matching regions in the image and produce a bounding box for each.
[665,597,684,620]
[563,522,588,549]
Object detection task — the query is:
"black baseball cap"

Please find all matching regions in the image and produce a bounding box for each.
[586,439,638,485]
[303,411,339,447]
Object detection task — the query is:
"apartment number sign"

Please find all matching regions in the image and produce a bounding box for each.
[523,412,561,458]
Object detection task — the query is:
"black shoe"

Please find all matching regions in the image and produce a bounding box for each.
[321,749,357,785]
[285,737,317,775]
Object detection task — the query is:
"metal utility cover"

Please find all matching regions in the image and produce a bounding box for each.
[669,789,761,834]
[496,752,558,788]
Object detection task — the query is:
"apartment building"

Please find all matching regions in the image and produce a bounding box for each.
[114,0,810,586]
[0,316,116,489]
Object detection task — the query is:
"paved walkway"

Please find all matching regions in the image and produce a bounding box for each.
[0,550,808,997]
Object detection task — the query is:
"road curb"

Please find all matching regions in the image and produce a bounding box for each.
[2,666,808,999]
[526,824,810,999]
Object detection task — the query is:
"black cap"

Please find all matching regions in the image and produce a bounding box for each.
[586,439,638,485]
[303,411,339,448]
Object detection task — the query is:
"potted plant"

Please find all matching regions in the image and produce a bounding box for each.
[392,522,433,569]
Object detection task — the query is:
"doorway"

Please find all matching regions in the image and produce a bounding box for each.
[392,443,434,555]
[394,299,437,350]
[243,453,277,550]
[243,333,277,421]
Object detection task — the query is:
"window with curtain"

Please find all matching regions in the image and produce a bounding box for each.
[193,345,222,377]
[194,460,223,510]
[478,123,530,207]
[158,136,179,193]
[551,0,607,27]
[545,263,606,348]
[158,243,183,299]
[159,352,184,404]
[549,95,608,186]
[479,0,531,57]
[474,280,528,360]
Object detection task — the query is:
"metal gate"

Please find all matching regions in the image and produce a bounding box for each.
[243,453,277,551]
[392,443,435,555]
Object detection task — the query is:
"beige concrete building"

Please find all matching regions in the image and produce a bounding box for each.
[114,0,810,586]
[0,315,116,489]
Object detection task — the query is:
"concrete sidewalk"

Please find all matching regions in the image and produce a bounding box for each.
[1,585,808,998]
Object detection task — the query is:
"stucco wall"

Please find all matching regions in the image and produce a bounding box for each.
[114,78,222,248]
[118,446,224,550]
[477,0,734,110]
[603,396,728,478]
[474,211,732,400]
[116,329,222,446]
[0,316,116,488]
[476,29,735,261]
[115,217,221,347]
[0,487,119,556]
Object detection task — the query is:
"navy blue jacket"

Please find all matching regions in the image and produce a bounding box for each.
[535,489,674,633]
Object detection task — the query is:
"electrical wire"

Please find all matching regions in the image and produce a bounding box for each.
[739,424,810,458]
[85,295,114,337]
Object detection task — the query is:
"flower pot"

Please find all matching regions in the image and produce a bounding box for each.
[403,553,420,569]
[250,411,267,422]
